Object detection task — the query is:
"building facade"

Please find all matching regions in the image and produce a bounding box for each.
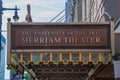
[65,0,75,22]
[74,0,120,33]
[0,35,6,80]
[65,0,91,22]
[67,0,120,25]
[65,0,120,79]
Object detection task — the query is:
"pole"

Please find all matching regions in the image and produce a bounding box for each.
[0,0,3,56]
[0,0,20,55]
[0,1,20,80]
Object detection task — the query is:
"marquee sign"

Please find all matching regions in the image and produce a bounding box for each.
[7,22,115,68]
[9,22,111,50]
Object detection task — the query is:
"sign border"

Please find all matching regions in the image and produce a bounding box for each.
[10,22,111,50]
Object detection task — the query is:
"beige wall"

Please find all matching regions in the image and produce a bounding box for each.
[73,0,91,22]
[89,0,106,22]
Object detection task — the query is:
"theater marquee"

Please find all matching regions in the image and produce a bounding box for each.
[8,22,112,50]
[7,22,115,66]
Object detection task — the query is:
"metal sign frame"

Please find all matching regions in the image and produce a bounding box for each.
[11,24,110,49]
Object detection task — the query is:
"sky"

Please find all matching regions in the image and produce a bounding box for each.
[2,0,66,35]
[2,0,66,79]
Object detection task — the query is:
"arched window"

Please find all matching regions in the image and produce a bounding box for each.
[99,12,111,22]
